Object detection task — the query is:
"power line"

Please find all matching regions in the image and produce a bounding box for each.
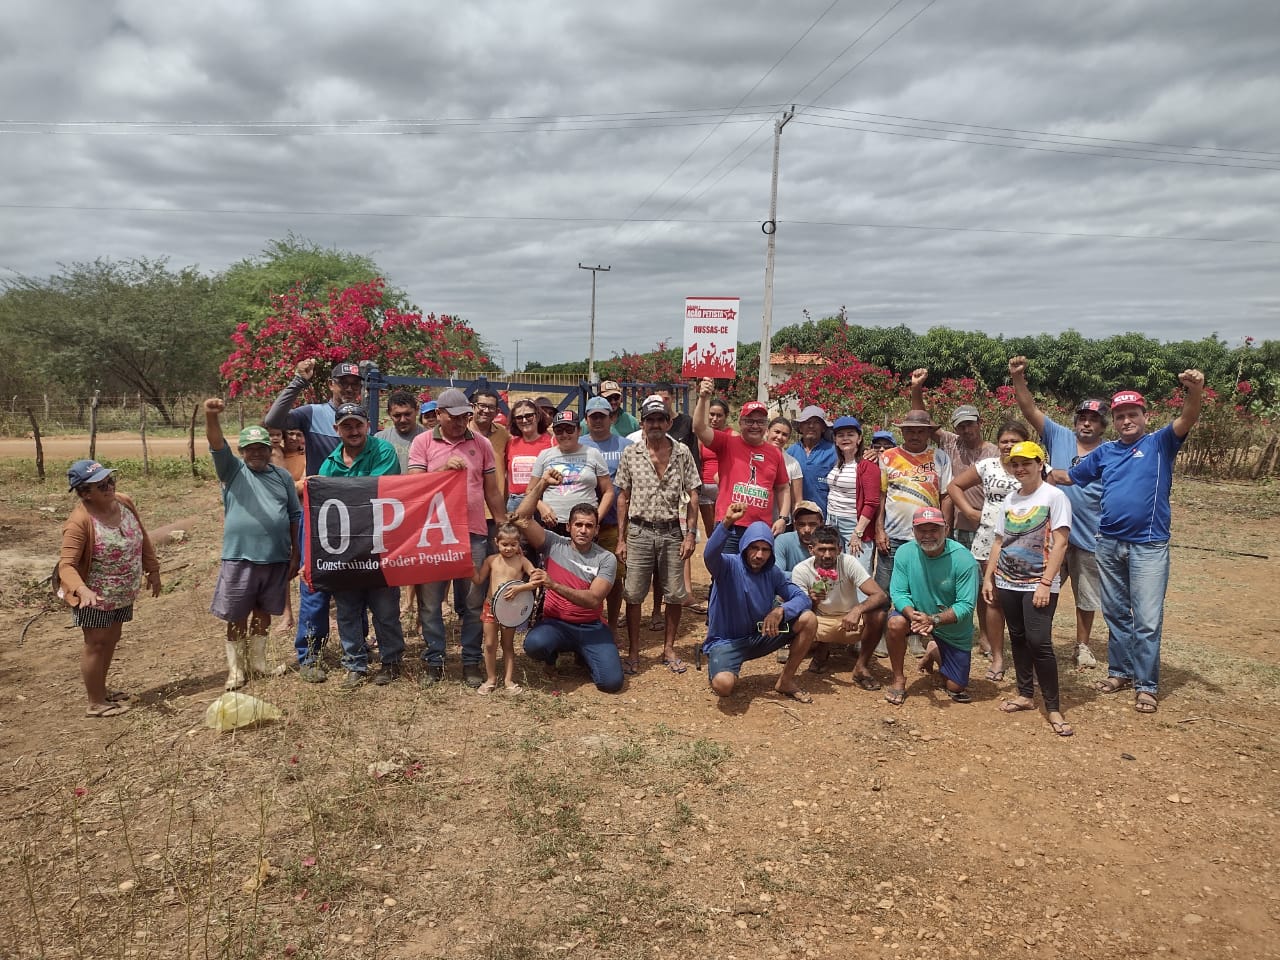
[614,0,845,233]
[808,0,942,105]
[787,0,911,103]
[791,117,1280,170]
[3,201,1274,244]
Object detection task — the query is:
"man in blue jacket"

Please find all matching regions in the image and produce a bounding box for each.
[703,502,817,703]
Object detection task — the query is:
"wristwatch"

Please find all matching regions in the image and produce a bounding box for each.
[929,613,943,626]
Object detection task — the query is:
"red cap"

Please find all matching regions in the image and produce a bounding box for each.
[740,401,768,420]
[552,410,578,427]
[912,506,946,527]
[1110,389,1146,411]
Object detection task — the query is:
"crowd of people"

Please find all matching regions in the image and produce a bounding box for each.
[56,356,1207,734]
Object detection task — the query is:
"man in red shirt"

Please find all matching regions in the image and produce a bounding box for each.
[692,377,788,554]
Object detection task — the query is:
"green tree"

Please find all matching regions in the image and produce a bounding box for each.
[0,258,225,425]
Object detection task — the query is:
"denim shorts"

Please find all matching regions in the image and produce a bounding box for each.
[703,631,790,677]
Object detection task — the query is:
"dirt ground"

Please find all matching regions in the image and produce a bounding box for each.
[0,456,1277,960]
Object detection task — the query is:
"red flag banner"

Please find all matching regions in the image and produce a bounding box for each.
[304,473,475,592]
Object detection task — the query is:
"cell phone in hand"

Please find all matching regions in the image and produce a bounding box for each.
[758,620,791,634]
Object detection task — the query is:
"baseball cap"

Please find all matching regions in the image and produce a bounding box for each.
[950,404,980,426]
[585,397,612,415]
[871,430,895,444]
[599,380,622,398]
[67,459,115,491]
[1008,441,1046,462]
[832,415,862,432]
[640,395,668,418]
[238,425,272,447]
[1076,399,1109,422]
[552,410,579,429]
[792,500,823,521]
[534,396,557,410]
[335,403,368,424]
[436,388,473,415]
[740,400,769,420]
[330,362,361,380]
[912,506,946,527]
[893,410,938,429]
[796,404,829,425]
[419,400,437,415]
[1110,390,1146,411]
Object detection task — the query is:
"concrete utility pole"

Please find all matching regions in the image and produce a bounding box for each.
[578,263,611,381]
[513,339,522,374]
[756,106,794,404]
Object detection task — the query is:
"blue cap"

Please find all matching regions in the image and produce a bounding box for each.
[832,415,862,432]
[872,430,894,443]
[67,459,115,492]
[585,397,612,415]
[419,401,437,415]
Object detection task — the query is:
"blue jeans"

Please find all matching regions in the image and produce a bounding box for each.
[334,586,405,673]
[294,515,332,663]
[1095,537,1170,695]
[523,618,624,693]
[417,532,487,667]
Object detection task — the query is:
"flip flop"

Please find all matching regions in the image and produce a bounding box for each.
[852,674,882,691]
[1050,720,1075,737]
[86,703,129,718]
[776,688,813,704]
[106,690,131,703]
[685,600,708,614]
[1095,677,1132,694]
[661,658,687,674]
[1000,699,1035,713]
[884,687,906,706]
[984,669,1005,682]
[622,658,640,676]
[1134,692,1158,714]
[647,615,664,631]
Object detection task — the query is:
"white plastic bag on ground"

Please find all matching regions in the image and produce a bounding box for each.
[204,691,282,732]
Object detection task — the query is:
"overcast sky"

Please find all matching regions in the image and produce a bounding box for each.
[2,0,1277,369]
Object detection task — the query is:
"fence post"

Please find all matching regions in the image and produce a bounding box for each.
[88,389,101,460]
[25,408,44,482]
[188,401,200,478]
[140,394,150,477]
[238,399,245,430]
[43,393,49,420]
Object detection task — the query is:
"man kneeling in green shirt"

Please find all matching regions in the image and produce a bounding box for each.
[885,506,980,706]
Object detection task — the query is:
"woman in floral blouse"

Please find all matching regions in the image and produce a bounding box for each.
[58,460,161,717]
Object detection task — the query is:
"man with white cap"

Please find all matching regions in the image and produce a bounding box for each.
[787,405,837,516]
[1052,370,1206,715]
[583,380,639,438]
[407,387,507,687]
[263,358,366,677]
[1009,355,1109,667]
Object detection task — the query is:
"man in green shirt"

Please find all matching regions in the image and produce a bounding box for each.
[315,403,403,689]
[581,380,639,438]
[885,506,980,706]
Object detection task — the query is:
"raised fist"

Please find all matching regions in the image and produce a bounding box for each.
[295,358,317,380]
[724,502,748,524]
[1178,369,1205,390]
[204,398,225,414]
[1008,356,1029,379]
[910,368,928,388]
[698,377,715,397]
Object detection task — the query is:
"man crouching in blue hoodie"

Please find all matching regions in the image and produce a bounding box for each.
[704,502,818,703]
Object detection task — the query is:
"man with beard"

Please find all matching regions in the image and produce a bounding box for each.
[1009,355,1108,668]
[884,507,980,706]
[791,525,888,687]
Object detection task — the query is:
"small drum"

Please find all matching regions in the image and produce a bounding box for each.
[491,580,536,628]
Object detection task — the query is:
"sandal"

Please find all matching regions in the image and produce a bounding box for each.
[1050,720,1075,737]
[661,658,688,675]
[1095,677,1132,694]
[884,688,907,707]
[776,688,813,704]
[1134,692,1158,714]
[86,703,129,718]
[852,673,882,692]
[504,683,524,696]
[476,680,496,696]
[1000,699,1035,713]
[622,658,640,676]
[685,599,708,614]
[947,689,972,704]
[984,668,1005,682]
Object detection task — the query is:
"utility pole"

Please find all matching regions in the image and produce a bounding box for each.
[578,263,611,381]
[513,339,522,374]
[756,106,794,403]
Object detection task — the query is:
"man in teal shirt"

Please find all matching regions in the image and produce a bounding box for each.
[580,380,640,438]
[884,506,979,706]
[315,403,403,688]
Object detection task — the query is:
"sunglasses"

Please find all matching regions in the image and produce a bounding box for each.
[84,478,116,493]
[513,413,537,422]
[552,425,577,433]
